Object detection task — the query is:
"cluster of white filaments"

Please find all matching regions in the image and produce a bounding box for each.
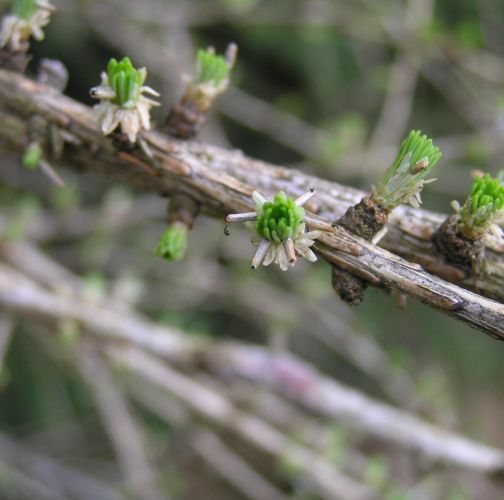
[226,190,326,271]
[0,1,54,51]
[90,71,160,143]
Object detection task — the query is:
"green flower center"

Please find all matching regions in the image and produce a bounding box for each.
[256,192,305,243]
[107,57,146,107]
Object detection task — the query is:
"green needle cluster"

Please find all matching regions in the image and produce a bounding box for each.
[156,223,188,262]
[457,173,504,238]
[107,57,146,107]
[374,130,442,210]
[196,49,230,86]
[13,0,38,19]
[256,192,304,242]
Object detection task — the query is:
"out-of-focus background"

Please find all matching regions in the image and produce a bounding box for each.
[1,0,504,499]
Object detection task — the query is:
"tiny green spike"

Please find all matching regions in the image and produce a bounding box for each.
[156,223,189,262]
[22,142,42,170]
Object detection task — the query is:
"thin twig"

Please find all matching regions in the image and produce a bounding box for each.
[191,429,288,500]
[109,345,376,500]
[77,348,163,500]
[0,433,124,500]
[0,262,502,474]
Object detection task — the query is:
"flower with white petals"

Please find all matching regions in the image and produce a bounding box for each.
[226,189,324,271]
[0,0,54,51]
[90,57,160,143]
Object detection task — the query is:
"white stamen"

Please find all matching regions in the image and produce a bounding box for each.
[31,24,44,40]
[296,244,317,262]
[276,246,289,271]
[283,238,296,263]
[90,86,116,100]
[262,245,276,266]
[295,188,316,206]
[37,2,56,12]
[137,102,151,130]
[101,106,120,135]
[141,85,161,97]
[251,240,270,269]
[252,191,268,206]
[141,96,162,107]
[227,212,257,223]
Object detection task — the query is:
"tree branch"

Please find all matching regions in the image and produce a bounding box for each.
[0,262,503,475]
[0,69,503,339]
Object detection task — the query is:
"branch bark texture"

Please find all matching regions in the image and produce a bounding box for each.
[0,70,503,339]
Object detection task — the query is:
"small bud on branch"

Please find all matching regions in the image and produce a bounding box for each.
[455,173,504,240]
[373,130,442,210]
[90,57,160,143]
[156,222,189,262]
[0,0,54,52]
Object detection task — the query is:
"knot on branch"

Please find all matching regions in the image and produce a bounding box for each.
[433,215,483,269]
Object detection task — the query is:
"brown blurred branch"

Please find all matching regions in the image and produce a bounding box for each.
[77,349,163,500]
[126,378,290,500]
[0,433,124,500]
[187,430,288,500]
[0,261,503,475]
[1,238,419,408]
[110,345,377,500]
[0,70,504,339]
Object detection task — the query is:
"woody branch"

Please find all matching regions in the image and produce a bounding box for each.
[0,69,503,339]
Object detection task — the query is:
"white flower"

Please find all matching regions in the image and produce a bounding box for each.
[90,70,160,144]
[0,1,54,51]
[227,189,327,272]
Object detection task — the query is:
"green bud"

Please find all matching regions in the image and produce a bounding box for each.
[13,0,38,19]
[457,173,504,238]
[157,223,188,262]
[107,57,146,107]
[255,191,304,243]
[374,130,442,210]
[196,49,231,86]
[22,142,42,169]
